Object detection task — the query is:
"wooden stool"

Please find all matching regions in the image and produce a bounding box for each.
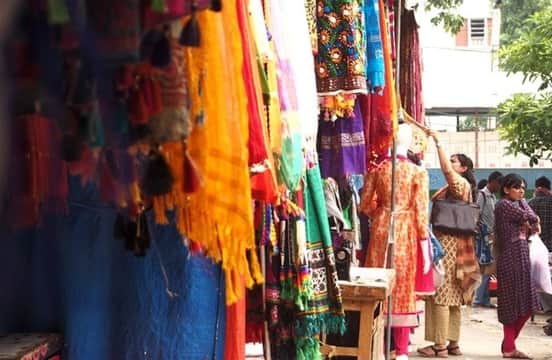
[323,268,395,360]
[0,333,62,360]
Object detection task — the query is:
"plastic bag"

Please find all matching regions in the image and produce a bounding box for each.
[529,234,552,295]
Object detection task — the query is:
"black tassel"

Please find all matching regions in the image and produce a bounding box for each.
[60,134,84,162]
[141,150,174,196]
[129,124,152,144]
[151,25,171,68]
[179,3,200,47]
[113,213,127,240]
[211,0,222,11]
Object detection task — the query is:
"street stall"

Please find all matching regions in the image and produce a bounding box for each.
[0,1,427,359]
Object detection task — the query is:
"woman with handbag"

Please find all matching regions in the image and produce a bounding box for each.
[494,173,540,359]
[418,130,480,358]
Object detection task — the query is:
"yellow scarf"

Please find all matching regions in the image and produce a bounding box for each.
[152,6,263,304]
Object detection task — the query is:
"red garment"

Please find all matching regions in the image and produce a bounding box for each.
[225,281,246,360]
[393,327,411,356]
[502,313,531,353]
[415,239,435,296]
[10,114,68,227]
[237,0,267,166]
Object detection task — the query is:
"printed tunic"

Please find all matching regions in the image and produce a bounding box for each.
[360,158,429,326]
[495,199,540,324]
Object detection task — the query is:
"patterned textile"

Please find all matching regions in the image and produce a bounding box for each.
[431,171,480,306]
[317,101,366,180]
[296,165,345,359]
[86,0,142,63]
[529,192,552,251]
[315,0,367,94]
[150,36,190,142]
[495,199,540,324]
[364,0,384,90]
[360,158,429,326]
[305,0,318,53]
[399,10,425,126]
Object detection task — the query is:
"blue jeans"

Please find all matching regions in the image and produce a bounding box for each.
[474,273,491,305]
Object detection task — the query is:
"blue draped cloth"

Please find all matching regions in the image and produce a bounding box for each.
[364,0,385,90]
[0,176,226,360]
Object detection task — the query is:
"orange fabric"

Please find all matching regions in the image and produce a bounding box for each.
[369,0,398,158]
[360,159,428,316]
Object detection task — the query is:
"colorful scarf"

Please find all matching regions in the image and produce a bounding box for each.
[296,165,345,359]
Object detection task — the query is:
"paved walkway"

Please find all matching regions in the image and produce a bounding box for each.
[410,305,552,359]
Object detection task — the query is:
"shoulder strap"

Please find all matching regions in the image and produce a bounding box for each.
[479,189,487,209]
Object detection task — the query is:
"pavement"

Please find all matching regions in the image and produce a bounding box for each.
[409,304,552,360]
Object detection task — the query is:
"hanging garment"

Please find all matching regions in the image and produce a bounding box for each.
[86,0,143,63]
[315,0,367,94]
[150,28,191,143]
[181,5,262,304]
[296,165,346,359]
[317,101,366,180]
[399,10,424,125]
[360,0,398,166]
[364,0,385,90]
[8,114,68,227]
[360,158,429,327]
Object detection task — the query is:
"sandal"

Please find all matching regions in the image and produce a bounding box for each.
[503,349,532,359]
[417,345,448,358]
[447,345,463,356]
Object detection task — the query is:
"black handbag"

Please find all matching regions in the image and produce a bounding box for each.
[431,197,481,236]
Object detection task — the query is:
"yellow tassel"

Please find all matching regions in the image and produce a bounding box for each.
[153,196,169,224]
[225,268,238,304]
[165,193,175,210]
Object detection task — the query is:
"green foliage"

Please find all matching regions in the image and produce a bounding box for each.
[496,93,552,166]
[500,0,552,47]
[499,8,552,90]
[425,0,465,34]
[458,116,492,131]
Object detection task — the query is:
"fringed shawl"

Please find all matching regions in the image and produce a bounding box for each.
[295,165,346,359]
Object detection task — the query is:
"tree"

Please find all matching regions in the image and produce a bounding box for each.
[424,0,465,34]
[496,93,552,165]
[497,7,552,165]
[499,0,551,47]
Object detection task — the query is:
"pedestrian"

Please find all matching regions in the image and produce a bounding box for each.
[417,130,480,358]
[528,176,552,251]
[477,179,488,190]
[495,173,540,359]
[473,171,503,308]
[528,176,552,329]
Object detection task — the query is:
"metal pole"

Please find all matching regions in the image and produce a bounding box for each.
[386,0,403,359]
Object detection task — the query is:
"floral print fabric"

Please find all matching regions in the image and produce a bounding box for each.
[316,0,367,94]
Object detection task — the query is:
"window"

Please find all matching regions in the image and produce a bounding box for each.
[469,19,486,46]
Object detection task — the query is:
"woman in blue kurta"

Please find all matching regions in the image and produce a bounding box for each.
[495,173,540,359]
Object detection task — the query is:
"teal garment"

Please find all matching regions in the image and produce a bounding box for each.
[279,134,304,191]
[295,165,345,360]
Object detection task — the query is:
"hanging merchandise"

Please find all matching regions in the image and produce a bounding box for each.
[360,0,398,167]
[317,101,366,180]
[399,9,425,128]
[315,0,367,95]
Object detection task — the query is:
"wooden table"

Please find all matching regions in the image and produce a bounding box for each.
[324,267,395,360]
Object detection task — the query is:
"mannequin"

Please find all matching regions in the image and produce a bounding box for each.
[360,122,431,359]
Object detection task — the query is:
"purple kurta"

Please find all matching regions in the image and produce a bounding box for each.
[495,199,540,324]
